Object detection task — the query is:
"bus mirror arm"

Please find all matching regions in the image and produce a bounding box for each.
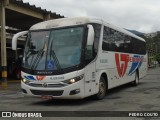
[12,31,28,50]
[87,25,94,46]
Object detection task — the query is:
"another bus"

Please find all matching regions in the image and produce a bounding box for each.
[12,17,147,100]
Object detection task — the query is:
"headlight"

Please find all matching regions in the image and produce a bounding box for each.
[63,75,84,84]
[70,79,76,84]
[22,78,30,84]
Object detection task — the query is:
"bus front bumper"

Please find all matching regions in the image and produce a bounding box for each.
[21,80,85,99]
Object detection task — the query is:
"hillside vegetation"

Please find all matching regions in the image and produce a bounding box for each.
[140,32,160,64]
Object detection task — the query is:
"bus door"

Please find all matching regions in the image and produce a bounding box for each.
[84,61,96,97]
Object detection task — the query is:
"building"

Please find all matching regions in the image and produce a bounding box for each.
[0,0,64,89]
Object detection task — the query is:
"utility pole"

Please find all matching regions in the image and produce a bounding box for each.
[0,0,9,89]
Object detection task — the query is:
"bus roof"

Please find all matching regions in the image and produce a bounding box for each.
[30,17,100,30]
[30,17,145,42]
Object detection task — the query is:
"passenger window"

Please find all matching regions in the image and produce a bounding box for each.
[102,27,115,51]
[102,26,126,52]
[102,26,146,55]
[124,36,132,53]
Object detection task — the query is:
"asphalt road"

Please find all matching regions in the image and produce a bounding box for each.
[0,67,160,120]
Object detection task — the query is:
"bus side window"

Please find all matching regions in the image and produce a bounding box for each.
[124,36,132,53]
[85,45,93,60]
[102,26,114,51]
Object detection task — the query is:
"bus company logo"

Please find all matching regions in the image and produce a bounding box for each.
[128,55,144,76]
[36,76,45,81]
[115,53,145,77]
[115,53,129,77]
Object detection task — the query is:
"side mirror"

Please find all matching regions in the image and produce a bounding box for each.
[12,31,28,50]
[87,25,94,46]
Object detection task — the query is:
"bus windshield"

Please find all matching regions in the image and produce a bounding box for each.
[23,26,84,70]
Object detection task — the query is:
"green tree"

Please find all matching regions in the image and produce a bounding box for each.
[156,54,160,64]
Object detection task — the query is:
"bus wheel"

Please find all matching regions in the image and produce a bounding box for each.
[132,72,139,86]
[94,77,107,100]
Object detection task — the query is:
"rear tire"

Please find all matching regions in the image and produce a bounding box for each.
[132,72,139,86]
[94,77,107,100]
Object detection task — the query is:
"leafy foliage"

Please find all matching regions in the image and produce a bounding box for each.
[141,32,160,55]
[155,54,160,64]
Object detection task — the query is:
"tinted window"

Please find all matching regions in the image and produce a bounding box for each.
[124,35,132,53]
[102,26,126,52]
[102,26,146,55]
[131,37,146,55]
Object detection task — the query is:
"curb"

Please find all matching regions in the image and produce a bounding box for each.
[8,80,21,83]
[0,80,21,84]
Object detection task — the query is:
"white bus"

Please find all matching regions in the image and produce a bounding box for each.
[12,17,147,100]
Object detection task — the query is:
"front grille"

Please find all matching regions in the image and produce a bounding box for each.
[30,90,64,96]
[28,83,67,88]
[47,84,66,87]
[28,83,42,87]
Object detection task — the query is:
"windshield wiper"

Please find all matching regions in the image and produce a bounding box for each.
[50,50,62,69]
[31,49,44,70]
[48,41,63,73]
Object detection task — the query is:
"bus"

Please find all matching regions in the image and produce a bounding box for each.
[12,17,147,100]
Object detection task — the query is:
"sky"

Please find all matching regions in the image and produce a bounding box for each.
[23,0,160,33]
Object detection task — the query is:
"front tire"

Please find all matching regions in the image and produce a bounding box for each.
[94,77,107,100]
